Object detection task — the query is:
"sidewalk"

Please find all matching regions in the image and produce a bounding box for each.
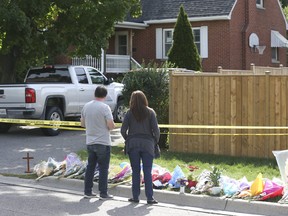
[0,175,287,216]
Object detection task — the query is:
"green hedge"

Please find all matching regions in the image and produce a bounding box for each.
[122,63,170,148]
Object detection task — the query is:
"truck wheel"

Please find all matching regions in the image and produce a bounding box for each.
[114,100,127,123]
[0,123,12,133]
[42,107,63,136]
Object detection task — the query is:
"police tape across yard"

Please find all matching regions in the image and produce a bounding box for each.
[1,118,288,135]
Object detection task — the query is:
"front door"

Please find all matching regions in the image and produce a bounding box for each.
[115,31,128,55]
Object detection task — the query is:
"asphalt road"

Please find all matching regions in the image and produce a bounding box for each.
[0,125,124,175]
[0,179,258,216]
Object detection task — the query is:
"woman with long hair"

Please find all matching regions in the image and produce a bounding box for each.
[121,90,160,204]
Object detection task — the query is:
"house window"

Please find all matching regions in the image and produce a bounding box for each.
[156,26,208,59]
[256,0,264,8]
[162,29,201,57]
[271,47,279,62]
[193,28,201,54]
[163,29,173,57]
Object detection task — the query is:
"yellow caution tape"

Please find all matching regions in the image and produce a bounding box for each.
[0,118,122,128]
[163,132,288,136]
[1,118,288,136]
[159,124,288,130]
[0,118,80,126]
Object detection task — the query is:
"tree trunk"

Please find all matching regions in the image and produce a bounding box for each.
[0,50,17,83]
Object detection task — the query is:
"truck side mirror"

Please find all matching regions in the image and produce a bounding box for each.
[104,77,114,85]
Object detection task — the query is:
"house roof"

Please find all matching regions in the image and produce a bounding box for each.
[126,0,237,23]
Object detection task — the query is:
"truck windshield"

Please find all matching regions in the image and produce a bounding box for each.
[25,68,72,83]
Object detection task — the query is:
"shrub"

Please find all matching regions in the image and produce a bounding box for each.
[122,62,170,148]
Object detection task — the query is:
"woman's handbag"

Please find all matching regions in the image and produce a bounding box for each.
[154,143,161,158]
[149,110,161,159]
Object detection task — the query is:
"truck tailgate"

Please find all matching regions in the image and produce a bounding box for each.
[0,84,26,106]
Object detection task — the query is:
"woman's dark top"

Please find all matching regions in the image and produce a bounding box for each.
[120,107,160,157]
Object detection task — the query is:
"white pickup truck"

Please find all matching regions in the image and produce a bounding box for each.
[0,65,125,136]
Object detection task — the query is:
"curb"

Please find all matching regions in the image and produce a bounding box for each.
[1,175,287,216]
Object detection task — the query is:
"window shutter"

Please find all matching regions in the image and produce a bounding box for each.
[156,28,163,59]
[200,26,208,58]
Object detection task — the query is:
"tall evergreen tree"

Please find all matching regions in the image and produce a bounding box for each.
[168,5,202,71]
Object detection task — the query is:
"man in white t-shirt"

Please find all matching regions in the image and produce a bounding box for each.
[81,85,115,199]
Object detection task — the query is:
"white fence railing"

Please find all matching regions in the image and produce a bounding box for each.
[72,55,103,71]
[71,51,140,73]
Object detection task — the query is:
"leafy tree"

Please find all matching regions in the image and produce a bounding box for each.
[168,5,202,71]
[283,6,288,19]
[280,0,288,7]
[279,0,288,20]
[0,0,141,83]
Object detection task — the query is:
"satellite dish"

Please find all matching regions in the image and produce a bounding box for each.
[249,33,259,48]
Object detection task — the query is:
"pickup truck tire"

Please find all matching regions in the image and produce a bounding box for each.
[42,107,63,136]
[114,100,126,123]
[0,123,12,133]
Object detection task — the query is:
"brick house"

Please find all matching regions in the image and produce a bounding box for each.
[107,0,288,72]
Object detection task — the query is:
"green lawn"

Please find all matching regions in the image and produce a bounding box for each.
[78,144,281,182]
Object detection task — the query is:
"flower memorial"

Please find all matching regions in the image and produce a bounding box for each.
[33,151,288,204]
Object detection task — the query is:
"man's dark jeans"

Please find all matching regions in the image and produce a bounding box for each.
[84,144,111,196]
[128,148,154,200]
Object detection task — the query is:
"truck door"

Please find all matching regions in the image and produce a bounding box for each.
[75,67,95,112]
[86,68,114,111]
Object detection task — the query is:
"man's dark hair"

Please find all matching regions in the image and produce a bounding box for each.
[94,86,108,98]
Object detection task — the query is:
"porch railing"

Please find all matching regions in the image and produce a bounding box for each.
[106,54,131,73]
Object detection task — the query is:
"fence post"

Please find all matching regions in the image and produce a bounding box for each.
[168,70,174,150]
[250,63,255,73]
[217,66,222,73]
[101,49,105,73]
[279,64,283,74]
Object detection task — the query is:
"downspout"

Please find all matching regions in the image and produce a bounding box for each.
[129,29,133,56]
[241,0,249,69]
[129,29,133,70]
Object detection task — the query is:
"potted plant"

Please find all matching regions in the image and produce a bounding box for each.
[187,173,197,188]
[208,166,222,195]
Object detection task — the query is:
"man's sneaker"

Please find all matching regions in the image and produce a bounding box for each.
[99,194,114,200]
[147,199,158,204]
[84,193,98,199]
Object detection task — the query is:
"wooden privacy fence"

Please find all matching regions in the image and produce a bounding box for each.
[168,65,288,158]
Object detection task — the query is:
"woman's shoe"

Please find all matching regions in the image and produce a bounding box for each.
[147,199,158,204]
[128,198,139,203]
